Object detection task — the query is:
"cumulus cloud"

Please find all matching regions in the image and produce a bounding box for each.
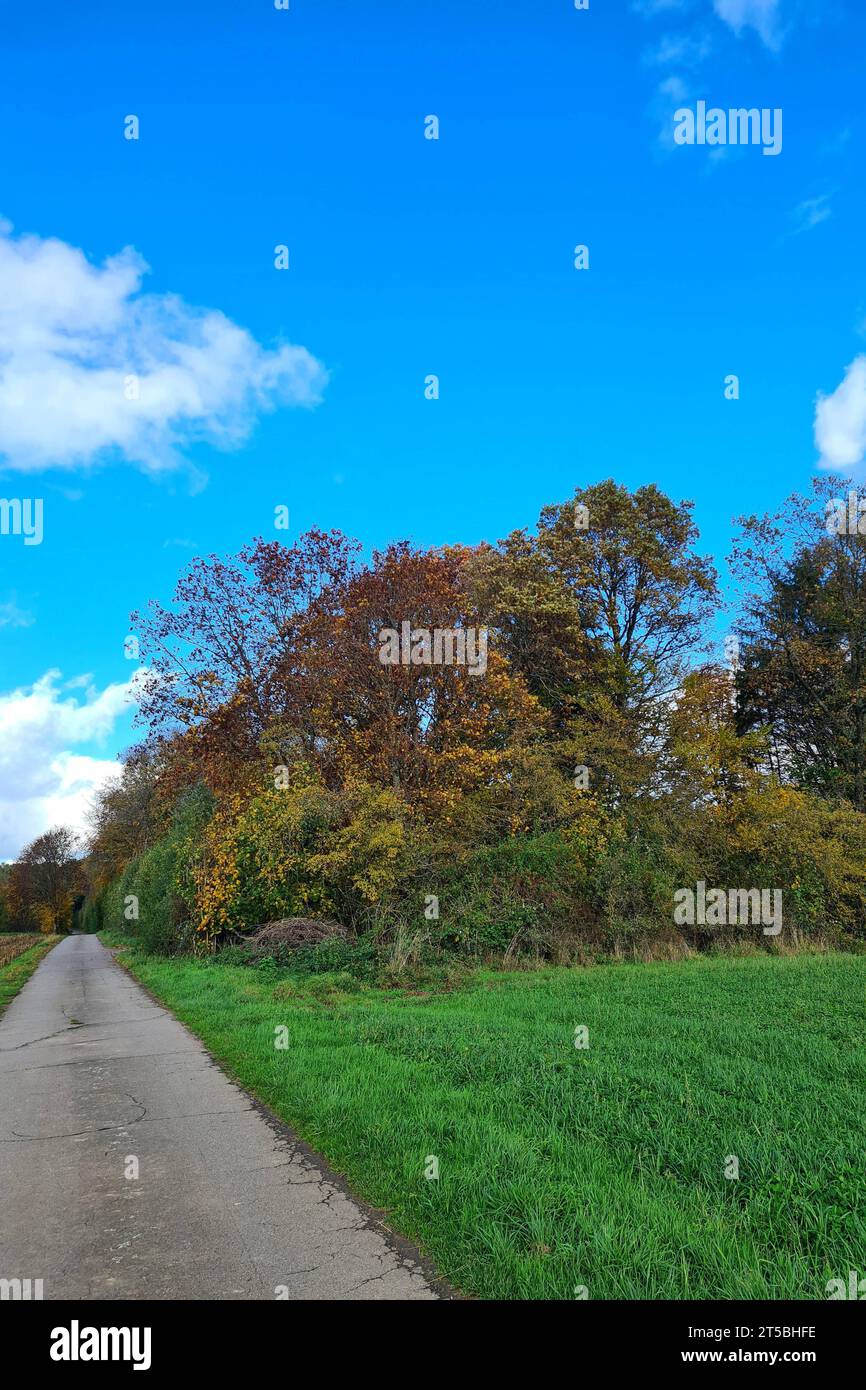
[712,0,784,50]
[635,0,789,50]
[0,670,139,859]
[815,357,866,472]
[0,219,327,478]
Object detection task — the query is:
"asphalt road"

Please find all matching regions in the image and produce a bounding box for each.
[0,934,439,1300]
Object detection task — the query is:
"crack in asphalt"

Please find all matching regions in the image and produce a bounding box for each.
[6,1091,147,1141]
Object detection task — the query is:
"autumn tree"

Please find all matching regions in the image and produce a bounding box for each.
[8,827,83,933]
[666,664,766,807]
[87,747,167,892]
[304,542,542,820]
[458,529,594,731]
[132,529,361,791]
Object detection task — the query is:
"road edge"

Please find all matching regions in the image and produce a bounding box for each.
[107,941,463,1302]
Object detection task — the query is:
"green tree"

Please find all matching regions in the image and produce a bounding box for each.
[465,481,719,804]
[731,477,866,810]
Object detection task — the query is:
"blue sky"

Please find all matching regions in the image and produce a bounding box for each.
[1,0,865,857]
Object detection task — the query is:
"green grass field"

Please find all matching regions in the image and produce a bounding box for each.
[0,935,57,1016]
[116,945,866,1300]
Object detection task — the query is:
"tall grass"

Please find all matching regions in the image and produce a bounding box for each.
[119,948,866,1299]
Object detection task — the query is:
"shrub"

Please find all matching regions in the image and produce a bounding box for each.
[193,780,410,947]
[426,831,595,959]
[721,785,866,942]
[95,786,213,954]
[591,827,703,949]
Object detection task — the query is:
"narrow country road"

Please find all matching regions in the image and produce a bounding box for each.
[0,935,438,1300]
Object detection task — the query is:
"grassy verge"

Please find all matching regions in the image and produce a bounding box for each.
[113,943,866,1300]
[0,936,59,1017]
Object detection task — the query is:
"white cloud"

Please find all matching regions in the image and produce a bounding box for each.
[815,357,866,472]
[0,220,327,479]
[791,193,833,235]
[712,0,784,50]
[644,31,713,65]
[635,0,789,51]
[0,670,138,859]
[0,595,34,629]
